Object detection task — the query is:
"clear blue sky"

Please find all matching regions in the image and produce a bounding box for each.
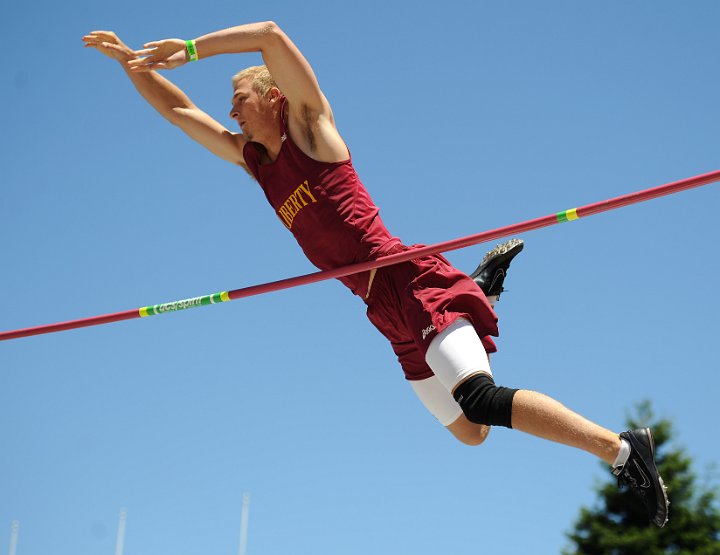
[1,1,718,554]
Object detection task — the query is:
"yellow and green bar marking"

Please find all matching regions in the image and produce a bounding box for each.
[139,291,230,317]
[556,208,579,223]
[2,169,718,342]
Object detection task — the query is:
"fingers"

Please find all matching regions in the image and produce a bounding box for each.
[82,31,122,52]
[81,38,109,51]
[127,58,151,69]
[83,32,182,69]
[127,52,160,70]
[127,42,165,68]
[82,35,106,46]
[82,40,123,53]
[82,33,135,63]
[132,39,177,55]
[133,47,156,57]
[127,40,184,71]
[128,61,169,72]
[82,30,118,42]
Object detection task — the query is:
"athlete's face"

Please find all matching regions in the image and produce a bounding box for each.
[229,79,279,142]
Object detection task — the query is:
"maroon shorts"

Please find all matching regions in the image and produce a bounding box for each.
[365,246,499,381]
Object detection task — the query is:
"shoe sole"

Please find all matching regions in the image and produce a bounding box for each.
[470,238,524,279]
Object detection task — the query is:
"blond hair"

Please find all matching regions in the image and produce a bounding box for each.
[232,65,278,97]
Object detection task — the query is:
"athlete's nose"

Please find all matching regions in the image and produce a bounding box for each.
[229,99,243,120]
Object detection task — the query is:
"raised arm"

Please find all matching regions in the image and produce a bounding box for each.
[128,22,348,163]
[83,31,247,167]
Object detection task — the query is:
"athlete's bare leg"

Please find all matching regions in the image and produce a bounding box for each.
[446,392,620,464]
[448,240,621,462]
[510,390,621,464]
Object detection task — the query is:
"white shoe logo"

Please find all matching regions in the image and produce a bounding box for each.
[421,325,436,340]
[633,460,652,488]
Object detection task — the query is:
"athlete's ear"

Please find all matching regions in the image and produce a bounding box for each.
[268,87,282,102]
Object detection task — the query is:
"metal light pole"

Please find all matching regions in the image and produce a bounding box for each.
[238,493,250,555]
[115,509,127,555]
[8,521,19,555]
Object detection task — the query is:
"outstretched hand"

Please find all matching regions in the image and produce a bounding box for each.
[82,31,136,64]
[127,39,188,72]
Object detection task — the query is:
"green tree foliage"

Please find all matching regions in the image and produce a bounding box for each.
[564,401,720,555]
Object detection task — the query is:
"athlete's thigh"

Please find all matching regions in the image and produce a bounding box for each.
[410,375,463,426]
[424,317,492,393]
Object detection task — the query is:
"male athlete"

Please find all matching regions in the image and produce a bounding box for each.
[83,22,669,527]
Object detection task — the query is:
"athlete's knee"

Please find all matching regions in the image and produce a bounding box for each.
[447,415,491,446]
[453,372,518,429]
[458,424,491,446]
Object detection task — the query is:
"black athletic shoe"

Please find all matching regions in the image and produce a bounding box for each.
[613,428,670,527]
[470,238,524,298]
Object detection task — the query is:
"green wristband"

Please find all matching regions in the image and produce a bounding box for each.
[185,39,198,62]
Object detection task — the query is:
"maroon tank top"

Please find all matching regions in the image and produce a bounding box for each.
[243,98,401,297]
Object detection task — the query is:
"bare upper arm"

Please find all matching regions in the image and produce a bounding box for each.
[260,24,349,161]
[260,23,331,119]
[169,106,248,167]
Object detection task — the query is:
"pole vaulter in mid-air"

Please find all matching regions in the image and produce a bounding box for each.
[8,21,710,528]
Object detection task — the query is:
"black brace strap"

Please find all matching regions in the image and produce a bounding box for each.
[453,373,518,428]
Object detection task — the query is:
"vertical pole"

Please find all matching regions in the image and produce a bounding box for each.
[8,521,19,555]
[238,493,250,555]
[115,509,127,555]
